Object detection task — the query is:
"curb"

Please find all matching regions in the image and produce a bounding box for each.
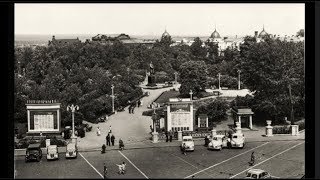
[14,138,304,156]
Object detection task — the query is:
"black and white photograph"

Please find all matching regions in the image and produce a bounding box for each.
[14,3,305,179]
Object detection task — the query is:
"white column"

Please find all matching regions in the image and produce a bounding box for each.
[27,110,30,132]
[190,104,194,131]
[238,116,241,124]
[198,117,200,128]
[167,105,171,131]
[206,117,208,128]
[249,115,253,129]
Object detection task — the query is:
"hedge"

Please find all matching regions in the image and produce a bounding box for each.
[294,119,305,131]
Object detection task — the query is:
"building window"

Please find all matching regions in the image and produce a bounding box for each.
[187,127,189,130]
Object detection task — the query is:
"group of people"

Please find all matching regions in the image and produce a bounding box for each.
[128,99,142,114]
[165,130,174,142]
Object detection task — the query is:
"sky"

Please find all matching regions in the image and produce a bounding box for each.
[15,3,305,37]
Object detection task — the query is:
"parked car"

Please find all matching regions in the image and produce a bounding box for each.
[25,143,42,162]
[208,135,230,150]
[46,145,59,160]
[65,142,77,159]
[181,136,195,151]
[245,169,272,179]
[229,133,245,148]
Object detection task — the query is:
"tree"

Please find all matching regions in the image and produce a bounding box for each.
[296,29,304,37]
[179,61,207,97]
[239,37,304,122]
[196,99,228,124]
[205,40,219,63]
[190,37,207,58]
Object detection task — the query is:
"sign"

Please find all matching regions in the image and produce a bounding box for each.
[199,117,207,128]
[27,100,58,104]
[170,103,190,112]
[30,111,58,131]
[171,113,190,126]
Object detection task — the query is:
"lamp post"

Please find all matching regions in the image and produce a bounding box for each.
[152,107,157,133]
[111,85,115,113]
[189,90,193,101]
[67,104,79,138]
[174,72,178,84]
[218,73,221,90]
[288,84,294,125]
[237,70,241,90]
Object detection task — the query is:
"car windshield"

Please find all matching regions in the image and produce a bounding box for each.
[184,139,192,141]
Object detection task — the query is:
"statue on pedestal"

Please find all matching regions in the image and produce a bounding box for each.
[150,62,154,75]
[147,62,156,86]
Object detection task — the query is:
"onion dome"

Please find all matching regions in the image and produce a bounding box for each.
[258,25,269,38]
[162,29,170,37]
[210,28,221,39]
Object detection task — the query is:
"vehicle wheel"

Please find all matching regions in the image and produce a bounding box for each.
[219,146,222,151]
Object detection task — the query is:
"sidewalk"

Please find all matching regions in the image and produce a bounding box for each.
[14,130,304,156]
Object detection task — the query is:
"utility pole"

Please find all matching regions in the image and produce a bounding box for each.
[288,84,294,125]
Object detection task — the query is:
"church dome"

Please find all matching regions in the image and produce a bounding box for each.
[162,29,170,37]
[258,26,269,38]
[210,28,221,39]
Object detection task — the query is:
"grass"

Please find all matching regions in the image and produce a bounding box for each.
[154,90,180,104]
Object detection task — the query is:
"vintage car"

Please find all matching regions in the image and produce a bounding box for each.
[181,136,195,151]
[65,142,78,159]
[46,145,59,160]
[229,132,245,148]
[25,143,42,162]
[208,135,229,150]
[245,169,272,179]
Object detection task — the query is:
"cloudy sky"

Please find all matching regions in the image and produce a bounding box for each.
[15,3,305,37]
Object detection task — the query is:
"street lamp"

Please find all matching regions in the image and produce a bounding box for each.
[189,90,193,101]
[237,70,241,90]
[67,104,79,138]
[288,84,294,125]
[152,107,157,133]
[111,85,115,113]
[174,72,178,84]
[218,73,221,90]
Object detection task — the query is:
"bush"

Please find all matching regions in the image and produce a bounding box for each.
[294,119,305,131]
[272,125,291,134]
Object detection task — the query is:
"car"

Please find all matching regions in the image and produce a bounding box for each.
[245,169,272,179]
[25,143,42,162]
[46,145,59,160]
[208,135,229,150]
[65,142,78,159]
[181,136,195,151]
[229,132,245,148]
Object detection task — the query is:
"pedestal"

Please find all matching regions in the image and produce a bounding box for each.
[211,129,217,137]
[46,139,51,147]
[265,120,273,137]
[178,131,183,141]
[235,122,242,134]
[152,132,159,143]
[291,125,299,136]
[71,137,77,144]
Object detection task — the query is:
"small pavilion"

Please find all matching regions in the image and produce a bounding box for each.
[231,106,254,129]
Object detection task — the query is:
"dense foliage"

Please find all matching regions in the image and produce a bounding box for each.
[15,33,304,126]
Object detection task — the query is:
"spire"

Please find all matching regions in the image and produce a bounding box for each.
[214,23,216,31]
[263,24,265,31]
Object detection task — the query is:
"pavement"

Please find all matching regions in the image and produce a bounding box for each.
[15,139,305,179]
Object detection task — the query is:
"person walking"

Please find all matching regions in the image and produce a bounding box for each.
[249,151,255,166]
[181,143,187,155]
[103,163,107,179]
[119,138,124,150]
[165,131,169,142]
[111,134,115,146]
[128,106,132,114]
[169,130,173,142]
[106,133,111,146]
[97,127,101,136]
[138,100,141,107]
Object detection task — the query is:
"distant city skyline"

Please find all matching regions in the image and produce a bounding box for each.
[15,3,304,37]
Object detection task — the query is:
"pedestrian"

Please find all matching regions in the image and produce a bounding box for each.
[249,151,255,166]
[150,125,153,133]
[132,106,135,114]
[182,143,187,155]
[103,163,107,179]
[165,131,168,142]
[128,106,131,114]
[111,134,115,146]
[109,125,112,133]
[204,136,209,147]
[138,100,141,107]
[169,130,173,142]
[119,138,124,150]
[101,144,106,154]
[106,133,111,146]
[97,127,101,136]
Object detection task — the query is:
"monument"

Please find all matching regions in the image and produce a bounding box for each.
[25,100,62,136]
[147,62,156,86]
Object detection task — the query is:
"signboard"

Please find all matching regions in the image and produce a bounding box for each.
[171,113,190,126]
[29,111,58,131]
[199,117,207,128]
[170,103,190,112]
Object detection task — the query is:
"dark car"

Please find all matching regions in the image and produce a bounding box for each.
[25,143,42,162]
